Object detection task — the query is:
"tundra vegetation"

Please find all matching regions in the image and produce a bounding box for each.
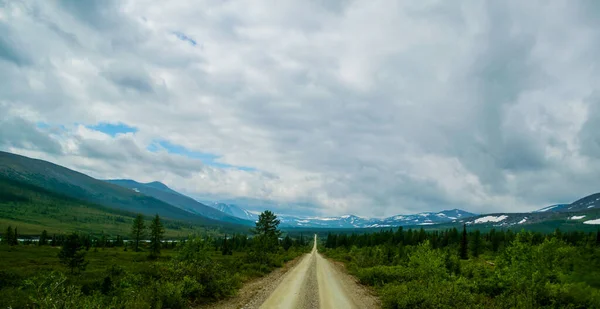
[322,226,600,308]
[0,211,309,309]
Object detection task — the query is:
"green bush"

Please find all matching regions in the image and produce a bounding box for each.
[380,279,484,309]
[356,266,415,286]
[323,230,600,309]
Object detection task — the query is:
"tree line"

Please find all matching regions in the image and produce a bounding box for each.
[325,224,600,259]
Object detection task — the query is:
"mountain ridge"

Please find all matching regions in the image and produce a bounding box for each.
[0,151,245,227]
[106,179,252,225]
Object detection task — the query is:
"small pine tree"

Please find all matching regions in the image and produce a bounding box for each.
[282,235,293,251]
[221,235,232,255]
[460,224,468,260]
[58,233,88,274]
[13,227,18,246]
[3,226,14,245]
[39,230,49,246]
[148,214,164,258]
[596,229,600,247]
[131,214,146,252]
[99,232,107,249]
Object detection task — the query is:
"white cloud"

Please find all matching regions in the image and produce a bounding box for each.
[1,0,600,217]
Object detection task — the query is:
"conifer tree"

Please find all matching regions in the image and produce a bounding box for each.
[13,227,18,245]
[131,214,146,252]
[3,226,13,245]
[282,235,293,251]
[58,233,88,274]
[460,224,468,260]
[252,210,281,253]
[222,235,232,255]
[149,214,164,258]
[39,230,48,246]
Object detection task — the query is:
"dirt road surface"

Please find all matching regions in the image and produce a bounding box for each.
[210,235,379,309]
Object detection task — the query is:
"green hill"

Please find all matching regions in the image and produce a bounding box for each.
[0,151,236,226]
[0,176,201,237]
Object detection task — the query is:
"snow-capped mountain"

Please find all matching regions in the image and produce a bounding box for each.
[276,209,476,228]
[207,202,477,228]
[211,203,258,221]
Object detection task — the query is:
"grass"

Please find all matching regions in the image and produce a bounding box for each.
[0,242,309,308]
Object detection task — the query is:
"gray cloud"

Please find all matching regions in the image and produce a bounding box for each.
[1,0,600,217]
[0,25,32,66]
[0,117,62,154]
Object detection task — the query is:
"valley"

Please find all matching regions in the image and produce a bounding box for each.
[1,150,600,308]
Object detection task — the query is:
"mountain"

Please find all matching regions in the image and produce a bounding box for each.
[463,193,600,230]
[0,151,242,227]
[533,193,600,213]
[533,204,570,213]
[106,180,252,225]
[210,203,258,221]
[206,200,477,228]
[0,176,203,236]
[274,209,476,228]
[561,193,600,212]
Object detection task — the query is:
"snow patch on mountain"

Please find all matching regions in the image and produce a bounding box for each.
[583,219,600,225]
[474,215,508,224]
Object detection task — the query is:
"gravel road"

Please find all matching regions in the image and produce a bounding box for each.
[209,234,379,309]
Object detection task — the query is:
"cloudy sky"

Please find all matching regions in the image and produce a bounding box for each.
[1,0,600,217]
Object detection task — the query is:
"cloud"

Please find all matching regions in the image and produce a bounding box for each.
[1,0,600,217]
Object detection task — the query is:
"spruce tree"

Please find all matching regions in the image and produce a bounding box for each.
[3,226,13,245]
[58,233,88,274]
[460,224,468,260]
[222,235,232,255]
[13,227,18,245]
[39,230,48,246]
[131,214,146,252]
[148,214,164,258]
[99,232,107,249]
[252,210,281,253]
[282,235,293,251]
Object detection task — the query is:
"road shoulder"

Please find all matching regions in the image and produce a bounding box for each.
[205,253,308,309]
[319,254,381,309]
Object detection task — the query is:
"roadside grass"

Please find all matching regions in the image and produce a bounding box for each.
[0,243,308,308]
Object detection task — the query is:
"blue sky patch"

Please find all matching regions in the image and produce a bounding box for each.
[172,31,197,46]
[36,122,51,129]
[88,122,138,136]
[148,140,255,171]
